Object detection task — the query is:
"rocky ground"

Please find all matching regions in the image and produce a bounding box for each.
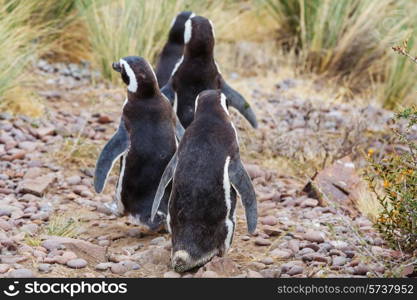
[0,61,415,278]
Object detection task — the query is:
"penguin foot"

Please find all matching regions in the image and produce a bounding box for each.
[104,201,123,217]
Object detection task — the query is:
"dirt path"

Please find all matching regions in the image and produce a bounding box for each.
[0,62,411,278]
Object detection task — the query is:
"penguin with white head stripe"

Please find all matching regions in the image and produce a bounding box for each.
[161,15,258,129]
[94,56,182,231]
[155,11,195,88]
[151,89,257,272]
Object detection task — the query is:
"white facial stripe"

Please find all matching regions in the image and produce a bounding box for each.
[209,19,215,39]
[220,93,229,115]
[184,19,192,44]
[120,59,138,93]
[223,156,234,251]
[171,56,184,77]
[194,94,200,112]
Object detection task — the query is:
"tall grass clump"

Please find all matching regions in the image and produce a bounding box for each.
[0,0,44,106]
[76,0,243,82]
[260,0,417,107]
[28,0,93,62]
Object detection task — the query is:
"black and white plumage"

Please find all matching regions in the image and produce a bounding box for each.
[161,15,258,129]
[94,56,180,231]
[155,11,195,88]
[151,89,257,272]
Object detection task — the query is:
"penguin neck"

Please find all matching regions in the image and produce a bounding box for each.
[168,30,183,44]
[184,45,214,61]
[127,81,158,100]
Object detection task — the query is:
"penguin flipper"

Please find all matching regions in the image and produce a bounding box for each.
[228,158,257,234]
[220,78,258,129]
[94,118,129,193]
[161,80,175,105]
[151,152,178,221]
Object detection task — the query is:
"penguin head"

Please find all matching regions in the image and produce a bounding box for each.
[195,89,229,117]
[168,11,195,43]
[112,56,158,96]
[184,16,215,56]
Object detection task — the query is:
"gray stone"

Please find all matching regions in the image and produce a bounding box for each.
[67,258,87,269]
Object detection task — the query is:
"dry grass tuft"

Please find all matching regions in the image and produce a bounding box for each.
[260,0,417,107]
[53,137,99,169]
[0,0,46,110]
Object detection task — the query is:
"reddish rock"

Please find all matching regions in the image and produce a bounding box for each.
[18,173,56,196]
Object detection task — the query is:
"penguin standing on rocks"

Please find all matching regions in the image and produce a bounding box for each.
[155,11,195,88]
[94,56,181,231]
[151,90,257,272]
[161,15,258,129]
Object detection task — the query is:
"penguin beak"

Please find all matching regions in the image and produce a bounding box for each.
[112,62,122,72]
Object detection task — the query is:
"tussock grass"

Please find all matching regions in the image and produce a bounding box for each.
[76,0,245,82]
[0,0,45,112]
[44,214,80,238]
[260,0,417,107]
[53,137,99,168]
[25,213,81,247]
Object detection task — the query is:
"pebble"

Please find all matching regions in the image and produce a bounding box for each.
[260,268,281,278]
[303,230,325,243]
[41,239,64,251]
[67,258,87,269]
[111,263,128,274]
[288,239,300,253]
[0,219,12,231]
[260,257,274,265]
[163,271,181,278]
[287,265,304,276]
[332,256,348,267]
[261,216,278,226]
[263,225,282,236]
[67,175,82,185]
[353,263,369,275]
[7,268,35,278]
[95,262,112,271]
[201,271,219,278]
[270,249,292,259]
[247,270,264,278]
[0,264,10,274]
[300,198,319,208]
[38,264,51,273]
[254,237,271,246]
[150,237,166,246]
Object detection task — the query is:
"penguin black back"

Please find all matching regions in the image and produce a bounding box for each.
[155,11,194,87]
[94,56,178,231]
[151,90,257,272]
[161,15,258,129]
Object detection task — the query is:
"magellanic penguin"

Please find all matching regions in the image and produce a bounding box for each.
[151,89,257,272]
[155,11,195,88]
[161,15,258,129]
[94,56,183,232]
